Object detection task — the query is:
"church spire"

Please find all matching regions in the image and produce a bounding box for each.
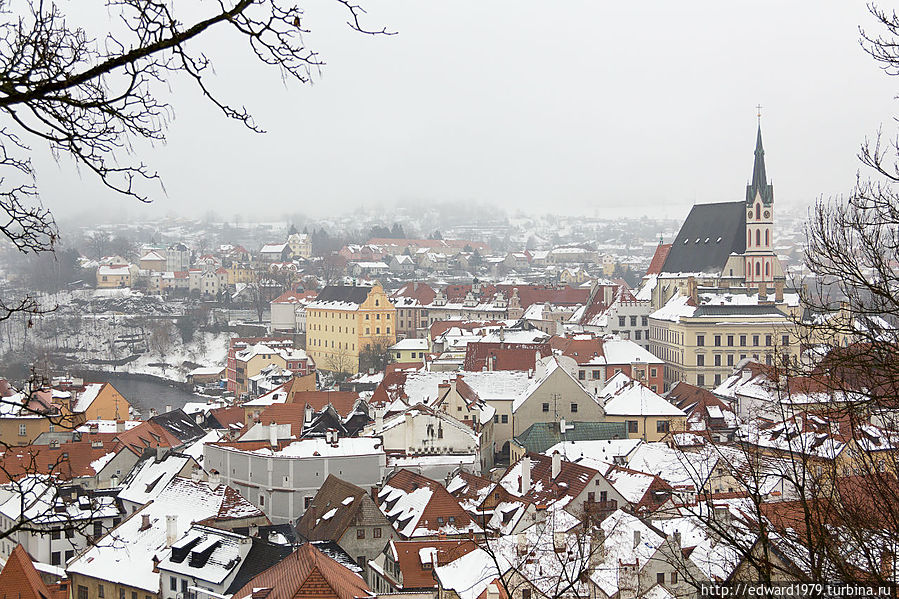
[746,124,774,205]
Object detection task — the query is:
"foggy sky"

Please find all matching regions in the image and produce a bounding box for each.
[30,1,899,224]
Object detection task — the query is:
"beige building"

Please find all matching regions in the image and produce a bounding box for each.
[305,283,396,375]
[287,232,312,259]
[649,284,801,390]
[96,264,137,288]
[598,373,687,441]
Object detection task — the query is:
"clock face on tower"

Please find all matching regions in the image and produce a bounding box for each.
[764,210,770,219]
[748,209,753,219]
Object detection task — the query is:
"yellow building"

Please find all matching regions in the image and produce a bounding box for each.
[71,382,131,422]
[96,264,136,288]
[649,284,802,390]
[227,264,254,285]
[600,374,687,441]
[388,338,429,363]
[306,283,396,375]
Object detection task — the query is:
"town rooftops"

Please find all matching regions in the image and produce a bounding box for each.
[601,375,686,417]
[295,474,382,543]
[308,285,375,310]
[0,544,64,599]
[229,542,372,599]
[377,469,479,538]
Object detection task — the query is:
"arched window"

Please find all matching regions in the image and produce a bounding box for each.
[755,262,761,276]
[747,231,751,247]
[765,229,769,246]
[755,229,760,247]
[756,203,762,221]
[765,262,770,276]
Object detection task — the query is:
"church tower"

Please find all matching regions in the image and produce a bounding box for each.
[744,125,776,286]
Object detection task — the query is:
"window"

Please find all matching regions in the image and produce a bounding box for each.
[739,335,747,346]
[119,589,126,599]
[642,316,648,326]
[304,496,313,509]
[657,420,670,433]
[18,423,26,436]
[51,551,60,566]
[630,316,637,326]
[618,316,626,327]
[542,403,549,413]
[714,354,721,366]
[714,335,721,346]
[587,492,595,502]
[714,374,722,385]
[578,370,585,380]
[132,593,138,599]
[635,330,642,340]
[376,327,380,334]
[766,334,772,346]
[66,528,74,539]
[501,414,508,424]
[437,517,444,525]
[373,527,381,538]
[522,589,532,599]
[99,585,105,598]
[357,528,366,539]
[650,368,657,377]
[77,587,89,599]
[697,374,705,387]
[696,354,704,366]
[657,573,665,584]
[753,335,759,346]
[94,521,103,537]
[570,403,578,413]
[494,414,499,424]
[592,369,601,379]
[600,490,608,502]
[727,354,734,366]
[627,420,638,433]
[65,550,74,561]
[51,528,61,540]
[782,334,790,346]
[259,494,264,506]
[727,335,734,347]
[171,577,178,591]
[696,335,704,347]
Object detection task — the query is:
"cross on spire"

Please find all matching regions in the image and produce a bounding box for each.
[756,104,763,122]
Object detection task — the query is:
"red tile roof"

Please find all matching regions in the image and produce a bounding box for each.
[0,439,121,483]
[391,283,437,305]
[462,342,550,372]
[0,544,55,599]
[114,420,182,456]
[229,542,372,599]
[388,539,478,589]
[428,320,503,339]
[380,470,475,537]
[646,243,672,275]
[291,391,359,419]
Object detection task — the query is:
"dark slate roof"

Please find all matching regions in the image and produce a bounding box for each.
[231,523,299,546]
[693,304,788,318]
[224,536,295,595]
[513,421,627,454]
[661,202,746,275]
[314,285,372,305]
[150,409,207,444]
[295,474,386,542]
[747,125,774,205]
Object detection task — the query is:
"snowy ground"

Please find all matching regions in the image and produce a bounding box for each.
[0,288,230,382]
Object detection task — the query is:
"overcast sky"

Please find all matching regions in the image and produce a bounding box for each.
[32,1,899,224]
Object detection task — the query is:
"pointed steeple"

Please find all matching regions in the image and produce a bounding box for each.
[746,125,774,205]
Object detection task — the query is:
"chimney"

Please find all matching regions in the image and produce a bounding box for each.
[551,451,561,480]
[517,533,528,556]
[249,523,259,537]
[758,282,767,302]
[633,529,641,548]
[269,424,278,448]
[304,404,313,424]
[116,419,125,433]
[686,276,698,304]
[775,280,784,303]
[156,445,166,462]
[165,405,172,414]
[140,513,151,531]
[520,456,531,494]
[208,471,221,486]
[553,531,565,553]
[165,515,178,547]
[673,530,682,549]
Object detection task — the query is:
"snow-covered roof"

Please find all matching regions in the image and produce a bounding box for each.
[389,338,429,351]
[602,378,686,417]
[72,383,105,413]
[68,477,263,593]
